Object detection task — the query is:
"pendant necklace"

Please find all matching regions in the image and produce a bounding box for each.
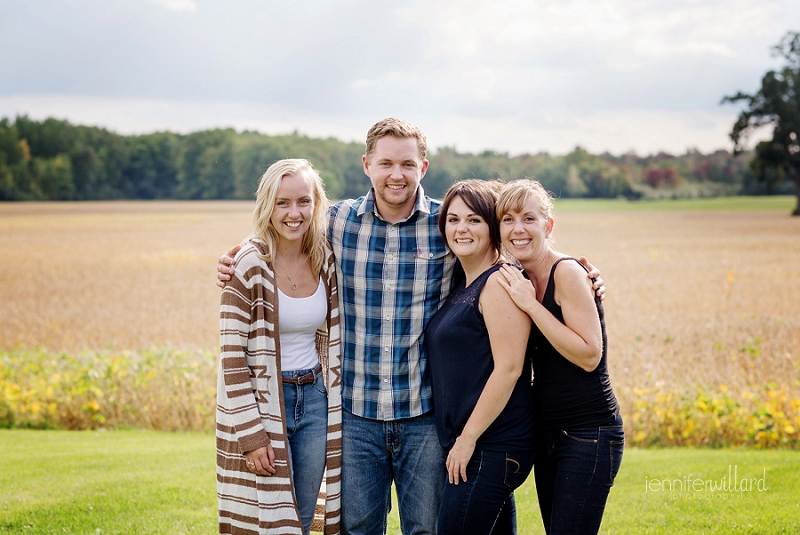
[275,255,297,292]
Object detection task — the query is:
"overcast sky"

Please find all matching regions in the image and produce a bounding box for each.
[1,0,799,156]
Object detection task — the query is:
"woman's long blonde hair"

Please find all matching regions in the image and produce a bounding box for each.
[252,158,329,277]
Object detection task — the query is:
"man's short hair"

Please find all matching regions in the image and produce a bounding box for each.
[365,117,428,161]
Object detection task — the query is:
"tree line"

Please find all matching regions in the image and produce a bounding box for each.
[0,115,793,202]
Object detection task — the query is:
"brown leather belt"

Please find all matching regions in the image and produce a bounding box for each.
[281,365,322,385]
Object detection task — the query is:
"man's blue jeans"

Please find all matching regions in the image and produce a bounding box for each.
[438,448,534,535]
[534,413,624,535]
[282,366,328,535]
[341,409,446,535]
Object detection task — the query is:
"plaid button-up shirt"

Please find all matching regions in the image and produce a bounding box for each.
[328,187,456,421]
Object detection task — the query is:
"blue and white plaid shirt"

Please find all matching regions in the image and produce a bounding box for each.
[328,187,456,421]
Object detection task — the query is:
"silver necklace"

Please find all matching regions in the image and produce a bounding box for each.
[275,255,300,291]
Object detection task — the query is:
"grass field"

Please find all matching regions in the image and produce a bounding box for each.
[1,429,798,534]
[2,197,799,444]
[0,430,216,534]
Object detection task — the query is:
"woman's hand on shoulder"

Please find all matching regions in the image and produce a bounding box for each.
[579,256,605,301]
[496,265,537,315]
[217,244,241,288]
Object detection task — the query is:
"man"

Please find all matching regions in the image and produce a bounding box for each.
[217,118,603,534]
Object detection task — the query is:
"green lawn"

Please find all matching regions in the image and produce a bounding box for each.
[0,430,216,534]
[1,430,798,534]
[512,448,800,535]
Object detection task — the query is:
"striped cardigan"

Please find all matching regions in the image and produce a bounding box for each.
[217,238,342,535]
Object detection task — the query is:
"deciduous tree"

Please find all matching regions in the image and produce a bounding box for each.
[723,31,800,215]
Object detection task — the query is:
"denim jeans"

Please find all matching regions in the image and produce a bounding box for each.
[438,448,534,535]
[282,366,328,535]
[534,413,624,535]
[341,409,446,535]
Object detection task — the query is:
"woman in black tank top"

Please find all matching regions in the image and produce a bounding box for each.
[426,180,536,535]
[495,179,623,535]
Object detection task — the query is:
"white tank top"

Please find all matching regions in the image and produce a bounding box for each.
[278,277,327,371]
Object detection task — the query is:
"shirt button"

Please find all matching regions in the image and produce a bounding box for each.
[384,347,389,352]
[383,379,388,383]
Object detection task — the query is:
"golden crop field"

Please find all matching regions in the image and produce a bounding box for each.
[1,199,799,445]
[0,201,252,351]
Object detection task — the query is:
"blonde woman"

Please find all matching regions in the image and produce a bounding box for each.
[216,159,341,535]
[497,179,622,535]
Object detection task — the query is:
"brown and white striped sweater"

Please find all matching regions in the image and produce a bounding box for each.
[216,239,342,535]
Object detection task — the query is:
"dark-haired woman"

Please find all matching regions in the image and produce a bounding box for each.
[425,179,536,535]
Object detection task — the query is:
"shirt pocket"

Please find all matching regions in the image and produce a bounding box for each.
[415,248,449,261]
[411,245,450,288]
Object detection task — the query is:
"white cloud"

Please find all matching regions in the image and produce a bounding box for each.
[146,0,197,13]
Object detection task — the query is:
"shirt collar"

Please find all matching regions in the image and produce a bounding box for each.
[357,186,432,222]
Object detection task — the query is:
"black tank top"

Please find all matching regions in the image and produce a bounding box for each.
[426,264,535,452]
[528,257,619,430]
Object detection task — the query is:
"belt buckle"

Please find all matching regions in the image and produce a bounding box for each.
[288,367,318,385]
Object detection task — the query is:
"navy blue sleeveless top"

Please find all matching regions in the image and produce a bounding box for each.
[528,257,619,430]
[426,264,535,452]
